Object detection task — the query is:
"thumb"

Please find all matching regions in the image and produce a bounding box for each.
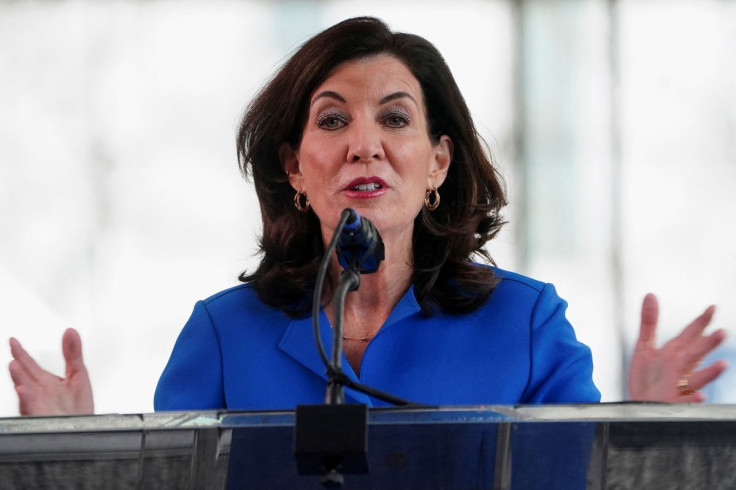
[62,328,86,373]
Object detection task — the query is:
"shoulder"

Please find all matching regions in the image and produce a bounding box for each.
[200,283,268,312]
[195,282,288,329]
[465,265,568,326]
[201,283,253,305]
[490,267,547,293]
[485,266,556,308]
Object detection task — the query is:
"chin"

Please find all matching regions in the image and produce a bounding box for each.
[320,200,419,236]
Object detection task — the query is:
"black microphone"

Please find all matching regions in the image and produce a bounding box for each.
[336,208,385,274]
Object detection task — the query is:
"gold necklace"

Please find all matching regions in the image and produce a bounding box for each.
[330,321,376,342]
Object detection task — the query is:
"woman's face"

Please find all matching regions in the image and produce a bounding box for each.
[282,55,452,244]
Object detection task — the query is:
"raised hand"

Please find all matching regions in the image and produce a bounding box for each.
[8,328,94,416]
[628,293,728,403]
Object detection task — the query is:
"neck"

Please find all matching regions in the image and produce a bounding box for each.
[323,224,414,339]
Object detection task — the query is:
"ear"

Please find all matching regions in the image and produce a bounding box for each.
[428,135,453,189]
[279,143,303,191]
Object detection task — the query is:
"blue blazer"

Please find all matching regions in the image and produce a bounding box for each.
[154,268,600,410]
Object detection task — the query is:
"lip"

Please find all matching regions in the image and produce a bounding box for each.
[343,176,389,199]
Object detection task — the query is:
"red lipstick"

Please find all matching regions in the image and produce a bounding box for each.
[343,177,388,199]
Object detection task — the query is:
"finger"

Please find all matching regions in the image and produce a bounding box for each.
[677,391,707,403]
[8,337,46,382]
[62,328,85,373]
[681,329,727,369]
[637,293,659,348]
[8,359,34,388]
[687,359,728,392]
[671,305,716,347]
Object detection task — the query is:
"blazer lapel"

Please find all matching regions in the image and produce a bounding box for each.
[278,310,371,405]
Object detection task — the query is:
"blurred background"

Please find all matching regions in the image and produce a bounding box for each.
[0,0,734,415]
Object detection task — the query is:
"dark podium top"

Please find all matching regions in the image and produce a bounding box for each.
[1,404,735,489]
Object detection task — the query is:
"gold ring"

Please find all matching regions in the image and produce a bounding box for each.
[677,377,693,395]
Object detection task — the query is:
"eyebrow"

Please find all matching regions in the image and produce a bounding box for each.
[311,90,418,106]
[379,91,417,106]
[311,90,346,104]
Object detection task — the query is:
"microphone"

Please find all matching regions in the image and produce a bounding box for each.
[336,208,385,274]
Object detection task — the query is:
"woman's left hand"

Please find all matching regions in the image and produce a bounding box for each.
[628,293,728,403]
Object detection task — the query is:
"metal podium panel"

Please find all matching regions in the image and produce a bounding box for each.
[0,412,230,490]
[508,404,736,490]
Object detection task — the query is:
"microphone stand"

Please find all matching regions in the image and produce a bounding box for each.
[294,208,429,486]
[294,209,370,488]
[326,269,360,405]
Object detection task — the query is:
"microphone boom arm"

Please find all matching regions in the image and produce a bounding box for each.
[326,269,360,405]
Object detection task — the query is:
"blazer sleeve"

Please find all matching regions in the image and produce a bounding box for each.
[154,301,226,410]
[521,283,601,404]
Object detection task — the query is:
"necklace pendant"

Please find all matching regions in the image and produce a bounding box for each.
[342,335,370,342]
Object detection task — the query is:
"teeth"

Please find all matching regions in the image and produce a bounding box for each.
[352,183,381,191]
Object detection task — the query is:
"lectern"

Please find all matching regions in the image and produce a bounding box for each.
[1,404,736,489]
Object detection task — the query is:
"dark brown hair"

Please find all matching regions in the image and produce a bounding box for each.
[237,16,507,317]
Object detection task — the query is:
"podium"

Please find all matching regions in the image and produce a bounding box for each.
[2,404,736,489]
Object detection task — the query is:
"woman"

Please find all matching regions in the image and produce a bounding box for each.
[8,17,726,414]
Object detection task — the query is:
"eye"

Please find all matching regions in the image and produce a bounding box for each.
[316,112,347,130]
[381,108,411,128]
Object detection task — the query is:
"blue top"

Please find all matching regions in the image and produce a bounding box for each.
[154,268,600,410]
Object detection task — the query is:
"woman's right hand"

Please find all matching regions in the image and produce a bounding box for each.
[8,328,94,416]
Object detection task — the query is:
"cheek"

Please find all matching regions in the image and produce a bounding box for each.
[393,143,434,181]
[298,148,341,187]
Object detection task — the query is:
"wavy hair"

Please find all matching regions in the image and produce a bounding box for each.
[237,17,507,317]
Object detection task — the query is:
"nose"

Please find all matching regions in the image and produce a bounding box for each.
[346,120,385,163]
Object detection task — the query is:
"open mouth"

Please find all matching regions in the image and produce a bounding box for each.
[351,182,383,191]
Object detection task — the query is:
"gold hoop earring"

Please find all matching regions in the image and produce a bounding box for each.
[294,190,310,212]
[425,188,440,211]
